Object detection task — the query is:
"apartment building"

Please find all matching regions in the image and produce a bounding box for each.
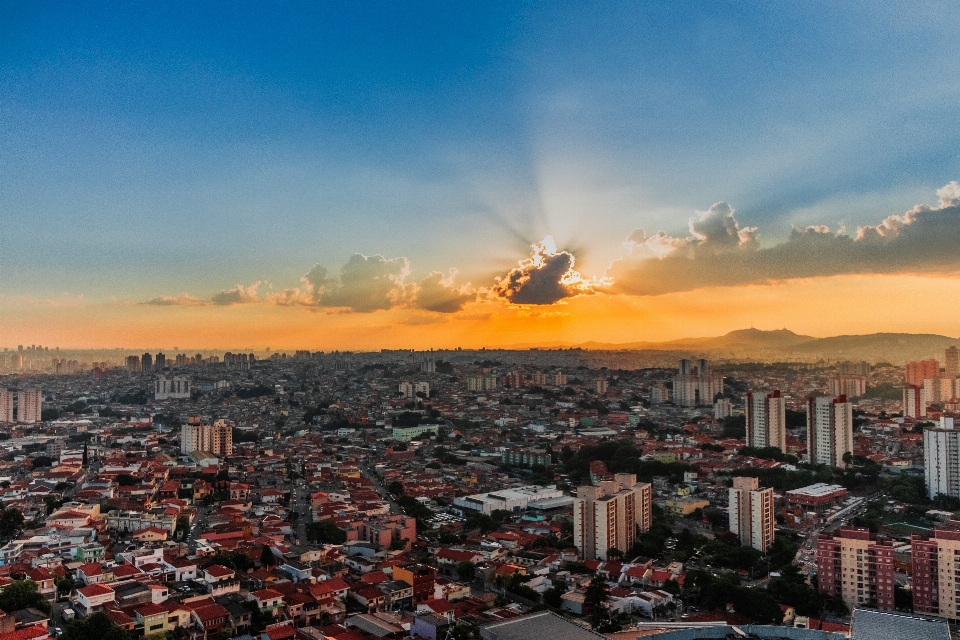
[816,527,894,612]
[574,473,652,561]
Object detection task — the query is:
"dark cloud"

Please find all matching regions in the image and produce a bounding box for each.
[412,271,475,313]
[607,182,960,295]
[211,282,261,305]
[494,236,599,305]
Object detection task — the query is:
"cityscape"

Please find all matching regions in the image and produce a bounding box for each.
[5,3,960,640]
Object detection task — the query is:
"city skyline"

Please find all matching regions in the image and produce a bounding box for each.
[5,3,960,349]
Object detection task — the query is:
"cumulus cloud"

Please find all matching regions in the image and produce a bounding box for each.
[412,270,475,313]
[269,255,475,313]
[211,282,262,305]
[607,181,960,295]
[142,293,209,306]
[494,236,602,305]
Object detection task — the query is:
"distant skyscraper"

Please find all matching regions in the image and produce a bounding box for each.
[745,390,786,452]
[728,476,774,551]
[714,398,732,420]
[126,355,141,372]
[807,395,853,467]
[141,352,152,372]
[0,390,13,423]
[155,352,166,369]
[947,347,960,379]
[155,377,191,400]
[673,359,724,406]
[906,359,940,387]
[828,375,866,398]
[18,388,42,423]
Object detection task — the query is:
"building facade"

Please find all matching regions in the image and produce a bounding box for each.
[912,528,960,621]
[574,473,652,561]
[180,418,233,457]
[155,377,191,400]
[807,395,853,467]
[745,390,786,452]
[18,388,42,423]
[816,527,894,612]
[924,418,960,500]
[728,476,774,552]
[904,384,928,418]
[672,359,724,407]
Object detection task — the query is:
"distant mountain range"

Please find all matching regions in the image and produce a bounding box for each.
[570,328,960,364]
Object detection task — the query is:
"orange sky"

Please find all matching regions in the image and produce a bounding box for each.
[3,272,957,351]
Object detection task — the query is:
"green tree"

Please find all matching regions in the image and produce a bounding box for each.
[0,506,24,538]
[61,612,129,640]
[583,576,610,626]
[464,512,498,534]
[55,573,75,598]
[0,580,51,614]
[456,561,476,583]
[305,520,347,544]
[115,473,138,486]
[260,545,276,567]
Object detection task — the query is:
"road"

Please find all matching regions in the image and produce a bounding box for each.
[359,459,401,515]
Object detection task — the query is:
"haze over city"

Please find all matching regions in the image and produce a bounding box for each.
[5,3,960,350]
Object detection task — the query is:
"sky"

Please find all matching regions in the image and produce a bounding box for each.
[3,1,960,350]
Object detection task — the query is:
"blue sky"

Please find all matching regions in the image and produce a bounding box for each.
[3,1,960,303]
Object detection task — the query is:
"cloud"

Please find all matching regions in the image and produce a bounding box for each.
[309,254,411,312]
[211,282,262,305]
[494,236,602,305]
[142,293,209,306]
[412,270,475,313]
[607,181,960,295]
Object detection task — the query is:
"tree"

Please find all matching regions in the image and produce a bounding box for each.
[543,580,568,609]
[31,456,53,469]
[606,548,624,559]
[115,474,138,486]
[175,516,190,539]
[388,480,404,496]
[0,579,51,614]
[583,576,610,626]
[55,573,74,599]
[82,444,88,466]
[0,506,24,539]
[260,545,277,567]
[306,520,347,544]
[61,612,129,640]
[456,561,476,583]
[464,512,498,534]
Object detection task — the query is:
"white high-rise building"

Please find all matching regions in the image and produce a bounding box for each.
[924,377,957,405]
[745,390,786,452]
[904,385,927,418]
[399,382,414,399]
[728,476,775,552]
[925,417,960,500]
[672,359,724,406]
[0,390,13,423]
[18,388,42,423]
[714,398,733,420]
[574,473,652,561]
[807,395,854,467]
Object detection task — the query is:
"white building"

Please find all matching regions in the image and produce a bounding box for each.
[925,417,960,500]
[807,395,854,467]
[728,476,774,552]
[829,375,866,398]
[714,398,732,420]
[466,373,497,392]
[155,377,191,400]
[745,390,786,452]
[672,359,724,407]
[574,474,653,561]
[454,485,564,516]
[17,388,42,423]
[399,382,414,399]
[904,385,927,418]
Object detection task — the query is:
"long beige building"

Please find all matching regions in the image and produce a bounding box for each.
[574,473,652,561]
[728,476,774,552]
[912,528,960,621]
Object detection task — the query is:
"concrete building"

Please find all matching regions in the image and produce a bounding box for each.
[829,375,866,398]
[391,423,440,442]
[574,473,653,561]
[947,347,960,379]
[807,395,854,467]
[924,377,956,405]
[745,390,786,452]
[180,418,233,457]
[912,528,960,621]
[17,388,42,424]
[155,376,191,400]
[906,359,940,387]
[728,477,774,552]
[672,359,723,407]
[924,417,960,500]
[904,384,927,418]
[455,485,565,516]
[714,398,733,420]
[817,527,894,612]
[466,373,498,392]
[141,352,152,372]
[0,389,13,424]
